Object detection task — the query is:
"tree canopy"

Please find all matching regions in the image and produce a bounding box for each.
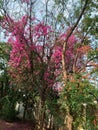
[0,0,98,130]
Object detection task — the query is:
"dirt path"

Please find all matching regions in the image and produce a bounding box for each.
[0,120,33,130]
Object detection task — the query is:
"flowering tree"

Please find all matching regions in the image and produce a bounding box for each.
[0,0,98,130]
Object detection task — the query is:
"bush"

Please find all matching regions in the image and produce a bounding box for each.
[1,96,19,121]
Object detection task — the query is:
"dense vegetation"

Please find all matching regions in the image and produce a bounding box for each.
[0,0,98,130]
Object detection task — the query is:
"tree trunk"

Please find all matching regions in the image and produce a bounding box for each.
[35,97,46,130]
[40,99,46,130]
[66,112,73,130]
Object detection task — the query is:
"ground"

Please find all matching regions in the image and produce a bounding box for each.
[0,120,33,130]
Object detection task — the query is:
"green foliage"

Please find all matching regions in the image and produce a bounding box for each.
[0,16,4,20]
[88,49,98,59]
[0,43,10,98]
[0,42,10,78]
[46,90,64,126]
[1,96,18,121]
[57,13,63,22]
[0,42,10,60]
[82,16,93,30]
[0,0,2,8]
[59,76,97,129]
[0,86,20,121]
[88,49,98,76]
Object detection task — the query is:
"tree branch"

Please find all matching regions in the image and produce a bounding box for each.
[65,0,89,43]
[78,56,98,73]
[62,0,89,80]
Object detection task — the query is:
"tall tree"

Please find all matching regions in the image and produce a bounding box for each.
[0,0,98,129]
